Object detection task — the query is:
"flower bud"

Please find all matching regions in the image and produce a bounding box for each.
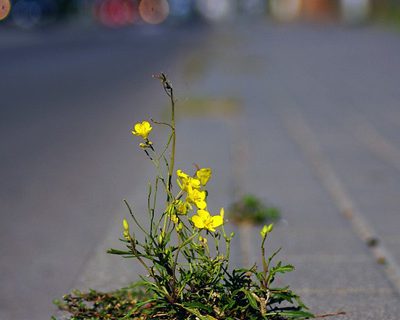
[123,219,129,231]
[158,232,165,245]
[123,230,130,241]
[199,235,208,244]
[260,224,274,238]
[176,222,183,231]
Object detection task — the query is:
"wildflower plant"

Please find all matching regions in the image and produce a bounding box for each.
[55,74,315,320]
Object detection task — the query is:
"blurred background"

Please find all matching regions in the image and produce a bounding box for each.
[2,1,400,319]
[1,0,400,29]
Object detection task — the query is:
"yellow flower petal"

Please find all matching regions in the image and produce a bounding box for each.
[196,168,212,186]
[219,208,224,220]
[192,214,205,229]
[196,200,207,210]
[211,215,223,228]
[197,209,210,219]
[187,187,207,209]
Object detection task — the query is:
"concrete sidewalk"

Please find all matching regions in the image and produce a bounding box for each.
[62,22,400,319]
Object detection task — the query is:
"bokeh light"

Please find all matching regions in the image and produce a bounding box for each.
[0,0,11,21]
[341,0,370,23]
[96,0,138,27]
[195,0,234,22]
[168,0,193,22]
[269,0,301,22]
[139,0,169,25]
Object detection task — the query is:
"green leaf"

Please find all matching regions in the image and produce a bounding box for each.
[107,248,132,255]
[271,261,295,274]
[182,301,213,313]
[177,304,217,320]
[241,289,259,310]
[277,264,295,273]
[266,310,315,319]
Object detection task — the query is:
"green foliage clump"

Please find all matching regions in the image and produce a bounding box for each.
[228,195,280,225]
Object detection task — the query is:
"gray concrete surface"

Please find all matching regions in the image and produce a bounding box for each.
[3,20,400,320]
[172,22,400,318]
[0,24,207,320]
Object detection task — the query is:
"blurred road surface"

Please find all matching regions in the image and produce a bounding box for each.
[0,24,206,320]
[3,19,400,320]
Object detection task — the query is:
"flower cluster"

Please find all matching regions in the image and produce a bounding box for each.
[176,168,224,232]
[131,122,224,234]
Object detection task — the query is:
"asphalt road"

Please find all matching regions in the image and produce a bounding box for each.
[171,21,400,319]
[2,19,400,320]
[0,24,207,320]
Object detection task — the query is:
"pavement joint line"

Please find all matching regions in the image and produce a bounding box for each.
[352,116,400,173]
[282,253,371,263]
[280,108,400,297]
[296,287,393,296]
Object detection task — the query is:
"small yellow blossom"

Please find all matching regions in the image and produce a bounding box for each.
[175,200,192,215]
[131,121,152,139]
[170,213,179,224]
[177,169,200,191]
[191,209,224,232]
[186,185,207,209]
[196,168,212,186]
[199,235,208,244]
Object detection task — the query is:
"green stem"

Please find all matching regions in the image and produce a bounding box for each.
[124,199,150,237]
[169,90,176,197]
[261,236,268,288]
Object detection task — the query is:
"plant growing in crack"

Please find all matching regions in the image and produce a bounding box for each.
[228,194,281,226]
[54,74,320,320]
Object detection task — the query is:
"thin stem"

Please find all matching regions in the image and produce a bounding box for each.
[166,90,176,202]
[153,73,176,200]
[151,118,174,130]
[172,232,199,293]
[158,133,173,161]
[150,177,159,238]
[261,236,268,288]
[222,225,231,263]
[124,199,150,237]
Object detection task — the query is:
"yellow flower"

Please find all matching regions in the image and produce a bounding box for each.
[186,185,207,209]
[199,235,208,244]
[191,208,224,232]
[177,169,200,191]
[131,121,152,139]
[170,213,179,224]
[175,200,192,215]
[196,168,212,186]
